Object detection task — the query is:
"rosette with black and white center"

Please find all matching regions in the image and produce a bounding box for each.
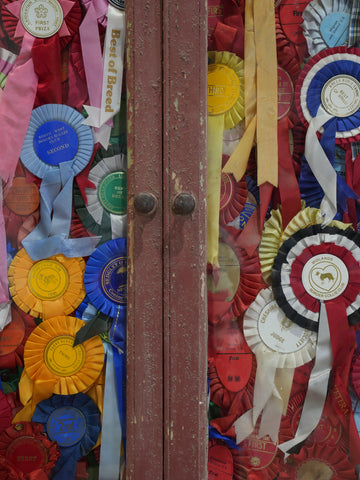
[272,224,360,332]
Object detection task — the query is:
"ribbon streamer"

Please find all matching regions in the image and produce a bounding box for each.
[83,5,126,146]
[278,302,333,456]
[0,183,11,332]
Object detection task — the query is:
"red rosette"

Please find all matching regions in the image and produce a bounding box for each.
[3,176,40,249]
[350,349,360,400]
[0,390,12,433]
[0,305,36,370]
[208,438,246,480]
[0,421,60,477]
[220,156,247,226]
[0,0,82,49]
[221,226,266,319]
[275,10,302,81]
[0,456,21,480]
[278,0,311,47]
[208,320,256,412]
[282,391,345,450]
[283,444,356,479]
[236,421,284,480]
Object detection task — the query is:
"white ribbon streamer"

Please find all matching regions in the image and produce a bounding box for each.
[304,107,336,224]
[278,302,333,457]
[83,7,125,130]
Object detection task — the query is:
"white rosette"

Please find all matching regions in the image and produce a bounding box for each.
[302,0,352,56]
[234,287,316,444]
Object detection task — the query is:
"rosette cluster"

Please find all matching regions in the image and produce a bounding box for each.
[0,0,128,477]
[207,0,360,478]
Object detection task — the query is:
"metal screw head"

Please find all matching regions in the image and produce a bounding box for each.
[134,192,157,215]
[172,193,195,215]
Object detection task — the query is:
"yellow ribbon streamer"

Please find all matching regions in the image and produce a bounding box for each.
[223,0,278,187]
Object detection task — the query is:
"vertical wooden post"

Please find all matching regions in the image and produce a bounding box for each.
[126,0,164,478]
[127,0,208,478]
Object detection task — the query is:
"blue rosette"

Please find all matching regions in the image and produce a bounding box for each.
[297,47,360,142]
[84,238,127,319]
[32,393,101,480]
[20,104,93,179]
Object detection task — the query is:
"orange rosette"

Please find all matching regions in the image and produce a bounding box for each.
[14,315,104,422]
[8,249,86,319]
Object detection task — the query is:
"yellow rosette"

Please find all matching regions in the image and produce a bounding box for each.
[207,51,244,265]
[14,315,104,422]
[259,206,352,284]
[8,249,86,319]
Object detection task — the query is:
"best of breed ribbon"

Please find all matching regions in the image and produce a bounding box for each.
[19,103,101,260]
[81,0,126,147]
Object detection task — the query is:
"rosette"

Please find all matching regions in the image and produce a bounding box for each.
[208,227,265,318]
[272,224,360,455]
[14,315,104,422]
[3,175,40,249]
[84,237,126,319]
[207,50,244,265]
[0,304,36,370]
[0,390,12,432]
[19,103,99,260]
[272,224,360,331]
[8,248,86,319]
[296,47,360,221]
[208,437,244,480]
[208,318,256,412]
[0,421,59,478]
[302,0,352,56]
[0,0,82,184]
[281,444,356,479]
[74,144,127,242]
[259,206,351,284]
[278,0,311,48]
[237,420,283,480]
[32,393,101,480]
[234,287,316,444]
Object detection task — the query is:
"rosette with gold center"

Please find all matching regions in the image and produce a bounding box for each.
[14,315,104,422]
[8,249,86,319]
[207,50,244,266]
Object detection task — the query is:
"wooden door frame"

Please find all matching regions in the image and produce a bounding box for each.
[126,0,208,478]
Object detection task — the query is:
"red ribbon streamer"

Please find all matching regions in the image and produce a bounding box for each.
[277,116,301,227]
[32,36,62,106]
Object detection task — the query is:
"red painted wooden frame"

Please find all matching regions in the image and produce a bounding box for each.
[126,0,208,478]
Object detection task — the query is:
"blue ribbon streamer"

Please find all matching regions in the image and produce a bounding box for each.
[208,426,240,450]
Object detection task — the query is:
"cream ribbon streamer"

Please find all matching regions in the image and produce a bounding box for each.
[223,0,278,186]
[83,6,125,143]
[278,302,333,457]
[304,106,337,223]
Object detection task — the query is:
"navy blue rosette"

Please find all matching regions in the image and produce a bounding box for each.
[32,393,101,480]
[84,237,127,319]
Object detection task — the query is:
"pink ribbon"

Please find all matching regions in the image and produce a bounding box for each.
[79,0,108,109]
[0,33,37,182]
